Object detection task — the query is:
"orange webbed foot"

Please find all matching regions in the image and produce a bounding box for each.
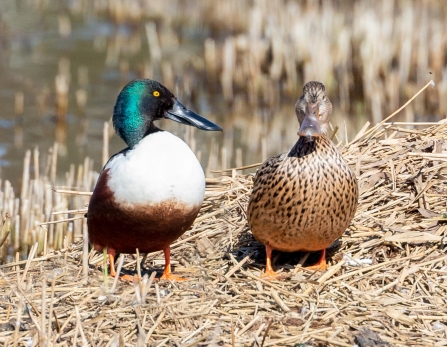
[261,245,281,281]
[117,274,140,282]
[305,249,327,271]
[305,258,327,271]
[158,246,190,281]
[261,268,280,280]
[159,271,188,281]
[107,253,140,282]
[159,263,189,281]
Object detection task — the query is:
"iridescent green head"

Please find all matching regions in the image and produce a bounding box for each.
[113,79,222,148]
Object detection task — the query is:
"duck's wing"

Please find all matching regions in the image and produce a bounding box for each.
[253,153,286,178]
[250,153,288,199]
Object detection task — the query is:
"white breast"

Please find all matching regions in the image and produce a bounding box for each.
[105,131,205,207]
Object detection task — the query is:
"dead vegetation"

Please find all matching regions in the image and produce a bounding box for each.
[0,81,447,346]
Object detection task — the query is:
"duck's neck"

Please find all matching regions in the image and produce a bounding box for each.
[113,90,157,148]
[143,124,163,137]
[121,122,162,149]
[113,110,148,148]
[288,136,319,158]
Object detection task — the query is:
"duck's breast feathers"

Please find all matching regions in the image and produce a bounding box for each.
[247,136,358,252]
[87,167,201,253]
[103,130,205,207]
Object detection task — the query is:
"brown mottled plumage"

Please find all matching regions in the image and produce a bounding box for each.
[247,81,358,278]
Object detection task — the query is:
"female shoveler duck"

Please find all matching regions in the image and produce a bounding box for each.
[87,79,222,280]
[247,81,358,279]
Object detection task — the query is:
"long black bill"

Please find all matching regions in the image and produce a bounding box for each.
[165,99,223,131]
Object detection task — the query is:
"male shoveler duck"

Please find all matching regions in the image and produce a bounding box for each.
[247,81,358,279]
[87,79,222,280]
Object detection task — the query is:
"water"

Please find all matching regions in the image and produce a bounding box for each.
[0,2,134,184]
[0,1,243,186]
[0,0,444,189]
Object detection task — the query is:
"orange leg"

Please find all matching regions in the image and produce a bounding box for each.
[306,249,327,271]
[261,245,279,280]
[107,249,137,282]
[160,246,186,281]
[108,253,117,277]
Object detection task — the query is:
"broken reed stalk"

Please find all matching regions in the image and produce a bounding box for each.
[82,223,89,279]
[102,121,109,168]
[0,231,10,249]
[349,80,435,145]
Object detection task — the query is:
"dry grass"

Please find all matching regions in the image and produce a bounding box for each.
[0,82,447,346]
[0,144,96,262]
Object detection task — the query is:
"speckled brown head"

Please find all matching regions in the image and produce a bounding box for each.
[295,81,332,139]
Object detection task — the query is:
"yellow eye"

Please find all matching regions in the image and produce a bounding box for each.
[153,91,160,97]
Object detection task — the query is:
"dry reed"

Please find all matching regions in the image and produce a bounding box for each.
[0,82,446,346]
